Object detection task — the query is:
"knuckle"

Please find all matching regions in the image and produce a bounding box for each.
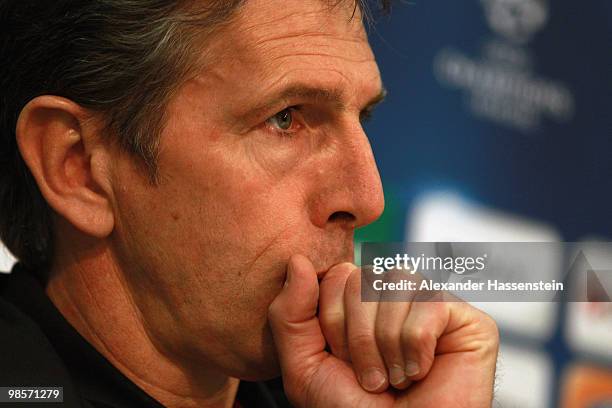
[320,309,344,333]
[428,301,449,316]
[403,325,433,349]
[481,312,499,336]
[478,311,500,348]
[462,305,500,359]
[468,304,500,339]
[349,330,376,351]
[374,325,397,352]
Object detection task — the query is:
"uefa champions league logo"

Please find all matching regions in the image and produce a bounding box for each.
[434,0,573,132]
[481,0,549,44]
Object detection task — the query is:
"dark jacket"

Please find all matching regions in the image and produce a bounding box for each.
[0,263,291,408]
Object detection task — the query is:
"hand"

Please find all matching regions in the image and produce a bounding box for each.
[268,254,499,407]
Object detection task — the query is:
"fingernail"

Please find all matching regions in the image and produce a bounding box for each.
[405,360,420,377]
[389,364,406,385]
[360,367,386,391]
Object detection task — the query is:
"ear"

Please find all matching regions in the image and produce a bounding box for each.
[16,96,114,238]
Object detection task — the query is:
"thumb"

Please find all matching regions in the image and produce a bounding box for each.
[268,254,328,398]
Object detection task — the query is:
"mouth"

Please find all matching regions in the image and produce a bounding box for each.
[282,245,354,284]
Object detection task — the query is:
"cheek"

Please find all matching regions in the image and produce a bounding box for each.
[116,159,303,318]
[115,121,316,326]
[156,136,308,259]
[113,122,316,292]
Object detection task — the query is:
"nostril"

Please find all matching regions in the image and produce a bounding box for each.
[328,211,356,224]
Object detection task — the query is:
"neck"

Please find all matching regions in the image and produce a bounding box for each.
[45,243,239,408]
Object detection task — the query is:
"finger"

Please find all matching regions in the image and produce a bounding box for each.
[375,269,419,389]
[400,300,449,381]
[319,262,354,361]
[268,254,328,402]
[344,268,388,393]
[375,300,412,388]
[436,299,499,356]
[394,299,499,408]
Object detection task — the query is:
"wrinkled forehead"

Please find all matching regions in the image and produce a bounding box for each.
[236,0,368,38]
[180,0,381,119]
[207,0,372,65]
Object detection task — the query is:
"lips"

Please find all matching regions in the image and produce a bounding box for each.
[283,241,354,283]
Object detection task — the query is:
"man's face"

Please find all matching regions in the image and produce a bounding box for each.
[109,0,384,379]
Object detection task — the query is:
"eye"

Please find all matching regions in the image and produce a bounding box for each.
[266,108,297,133]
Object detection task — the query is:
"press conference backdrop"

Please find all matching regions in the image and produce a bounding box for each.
[354,0,612,407]
[1,1,610,407]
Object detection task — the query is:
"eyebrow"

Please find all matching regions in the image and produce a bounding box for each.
[247,83,387,120]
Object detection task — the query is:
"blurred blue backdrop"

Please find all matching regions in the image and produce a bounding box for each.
[358,1,612,406]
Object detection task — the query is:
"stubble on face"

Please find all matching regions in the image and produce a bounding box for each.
[109,0,384,379]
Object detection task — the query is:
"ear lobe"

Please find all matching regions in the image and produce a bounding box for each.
[16,96,114,238]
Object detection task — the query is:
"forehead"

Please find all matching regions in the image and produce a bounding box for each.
[231,0,370,51]
[196,0,381,103]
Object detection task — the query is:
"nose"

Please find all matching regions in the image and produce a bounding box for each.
[309,122,385,230]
